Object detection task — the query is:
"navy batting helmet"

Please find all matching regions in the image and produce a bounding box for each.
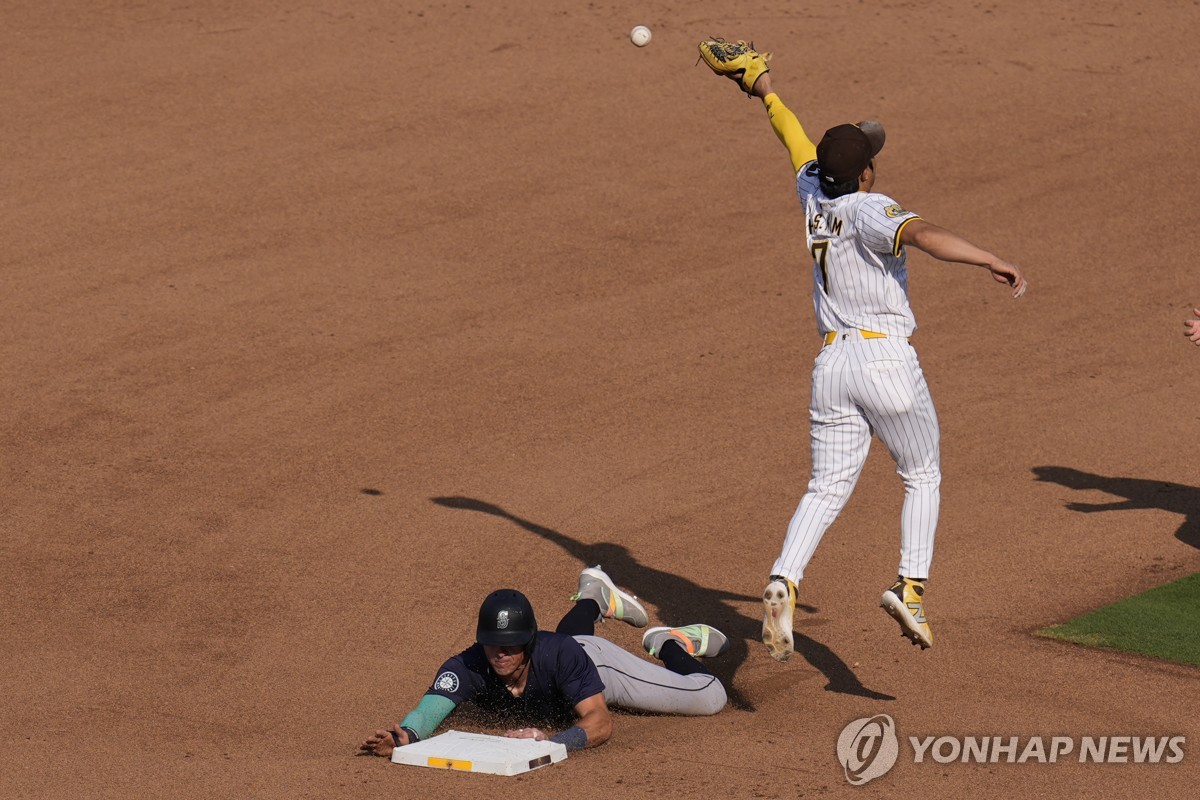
[476,589,538,647]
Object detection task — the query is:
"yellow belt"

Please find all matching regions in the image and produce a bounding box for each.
[823,329,889,345]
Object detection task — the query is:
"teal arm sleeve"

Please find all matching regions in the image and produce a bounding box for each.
[399,694,457,741]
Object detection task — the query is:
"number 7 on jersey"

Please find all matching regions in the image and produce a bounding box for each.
[811,240,830,293]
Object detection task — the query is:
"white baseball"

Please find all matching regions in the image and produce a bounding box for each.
[630,25,651,47]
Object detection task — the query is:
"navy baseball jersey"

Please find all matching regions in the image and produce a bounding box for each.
[426,631,605,724]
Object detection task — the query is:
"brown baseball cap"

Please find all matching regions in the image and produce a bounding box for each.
[817,121,886,186]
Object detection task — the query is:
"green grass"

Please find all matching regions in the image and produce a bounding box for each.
[1037,572,1200,668]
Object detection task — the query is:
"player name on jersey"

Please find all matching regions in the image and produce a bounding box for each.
[808,212,844,236]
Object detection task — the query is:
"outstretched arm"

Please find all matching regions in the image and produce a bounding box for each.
[359,724,409,758]
[358,692,458,757]
[698,41,816,173]
[750,73,817,173]
[900,219,1029,298]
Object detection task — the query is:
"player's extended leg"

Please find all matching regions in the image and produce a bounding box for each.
[772,349,875,580]
[573,629,728,716]
[850,339,939,648]
[558,565,648,632]
[771,412,873,578]
[766,347,873,661]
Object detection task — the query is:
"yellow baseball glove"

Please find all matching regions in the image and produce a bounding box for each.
[698,38,771,95]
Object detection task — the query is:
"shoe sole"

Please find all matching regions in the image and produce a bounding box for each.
[880,592,932,649]
[762,582,794,662]
[580,567,648,628]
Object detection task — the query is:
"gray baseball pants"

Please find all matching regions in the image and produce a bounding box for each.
[572,635,726,716]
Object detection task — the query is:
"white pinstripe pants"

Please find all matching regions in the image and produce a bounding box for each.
[771,335,940,583]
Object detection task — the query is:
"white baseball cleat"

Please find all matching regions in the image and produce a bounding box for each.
[880,576,933,649]
[762,576,797,662]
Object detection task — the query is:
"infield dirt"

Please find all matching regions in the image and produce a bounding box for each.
[4,1,1199,797]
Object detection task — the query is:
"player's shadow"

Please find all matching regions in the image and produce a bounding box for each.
[1032,467,1200,549]
[432,496,895,707]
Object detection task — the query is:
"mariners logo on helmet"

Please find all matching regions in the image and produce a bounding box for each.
[434,671,460,693]
[476,589,537,647]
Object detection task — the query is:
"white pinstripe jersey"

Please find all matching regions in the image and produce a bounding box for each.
[796,160,922,338]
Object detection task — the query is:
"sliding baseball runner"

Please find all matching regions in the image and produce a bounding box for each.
[359,566,729,757]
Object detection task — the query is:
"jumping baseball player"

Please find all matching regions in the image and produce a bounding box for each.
[358,566,729,756]
[697,40,1028,660]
